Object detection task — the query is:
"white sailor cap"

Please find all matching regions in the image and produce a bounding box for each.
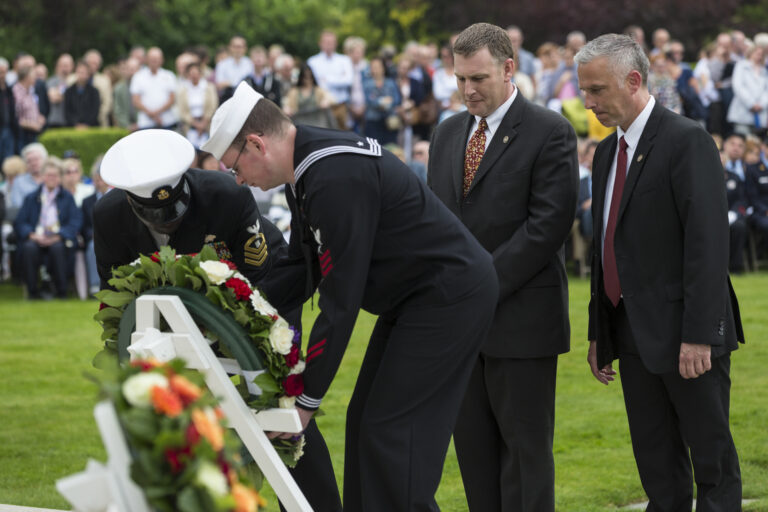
[202,82,263,160]
[101,129,195,200]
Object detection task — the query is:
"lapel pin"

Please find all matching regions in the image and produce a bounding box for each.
[637,154,644,162]
[503,135,509,144]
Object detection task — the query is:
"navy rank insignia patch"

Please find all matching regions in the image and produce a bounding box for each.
[156,188,170,200]
[244,222,267,266]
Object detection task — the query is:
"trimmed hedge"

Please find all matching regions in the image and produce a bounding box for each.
[39,127,130,176]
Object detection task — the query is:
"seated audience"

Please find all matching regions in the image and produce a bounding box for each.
[9,143,47,209]
[725,159,749,273]
[746,136,768,256]
[13,157,81,299]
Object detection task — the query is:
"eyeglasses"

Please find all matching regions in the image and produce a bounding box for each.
[227,139,248,178]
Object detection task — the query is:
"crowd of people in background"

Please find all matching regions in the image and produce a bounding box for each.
[1,23,768,298]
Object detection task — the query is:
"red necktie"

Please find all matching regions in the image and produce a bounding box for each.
[463,118,488,197]
[603,136,628,307]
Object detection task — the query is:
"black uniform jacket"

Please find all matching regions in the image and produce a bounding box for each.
[94,168,288,291]
[274,125,496,409]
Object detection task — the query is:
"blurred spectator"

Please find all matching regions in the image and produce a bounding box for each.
[345,36,369,133]
[727,45,768,136]
[576,139,598,241]
[746,136,768,256]
[283,64,336,128]
[268,44,284,70]
[131,47,177,130]
[175,51,199,83]
[215,36,253,98]
[744,137,761,165]
[64,60,101,128]
[507,26,536,79]
[362,56,401,145]
[724,162,748,273]
[61,157,94,206]
[514,63,535,101]
[0,57,17,163]
[1,155,25,197]
[113,57,139,130]
[274,53,296,100]
[189,45,215,84]
[731,30,748,61]
[535,42,561,105]
[14,157,81,299]
[34,63,48,81]
[84,49,113,127]
[196,150,220,171]
[694,44,721,121]
[432,44,457,110]
[723,133,747,180]
[648,54,682,114]
[624,25,648,53]
[307,30,354,105]
[242,45,281,106]
[10,143,47,208]
[177,62,218,148]
[667,46,707,123]
[129,46,146,68]
[82,164,109,296]
[395,56,433,146]
[13,65,46,147]
[552,33,584,102]
[384,142,426,182]
[412,140,429,167]
[438,90,466,124]
[650,28,670,57]
[46,53,74,128]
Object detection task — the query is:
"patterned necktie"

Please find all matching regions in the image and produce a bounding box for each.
[603,136,628,307]
[463,118,488,197]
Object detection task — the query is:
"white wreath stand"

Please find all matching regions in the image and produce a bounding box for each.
[57,295,313,512]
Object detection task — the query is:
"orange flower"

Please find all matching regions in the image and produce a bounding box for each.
[191,407,224,451]
[151,385,183,417]
[169,374,203,405]
[232,481,266,512]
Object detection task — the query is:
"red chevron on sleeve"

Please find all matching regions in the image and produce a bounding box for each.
[306,339,327,362]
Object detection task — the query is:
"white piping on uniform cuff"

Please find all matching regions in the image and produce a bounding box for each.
[296,393,323,410]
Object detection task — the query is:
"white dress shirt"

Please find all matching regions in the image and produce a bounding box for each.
[466,85,518,150]
[307,52,354,103]
[601,95,656,259]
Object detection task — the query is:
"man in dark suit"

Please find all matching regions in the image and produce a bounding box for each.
[428,22,579,511]
[577,34,744,511]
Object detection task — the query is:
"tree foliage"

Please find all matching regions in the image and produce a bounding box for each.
[0,0,754,67]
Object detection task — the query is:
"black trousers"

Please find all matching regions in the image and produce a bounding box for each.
[454,354,558,512]
[21,238,68,297]
[610,302,741,512]
[343,274,498,512]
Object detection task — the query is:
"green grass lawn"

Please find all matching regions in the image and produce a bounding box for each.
[0,274,766,511]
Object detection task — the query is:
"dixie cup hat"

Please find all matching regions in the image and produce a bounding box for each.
[202,81,263,160]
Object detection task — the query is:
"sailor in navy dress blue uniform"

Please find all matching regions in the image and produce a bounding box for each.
[203,82,499,512]
[96,129,342,512]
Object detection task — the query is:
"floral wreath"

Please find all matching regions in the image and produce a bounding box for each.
[97,357,268,512]
[94,245,306,467]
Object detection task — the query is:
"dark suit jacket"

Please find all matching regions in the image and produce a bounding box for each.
[64,84,100,127]
[588,102,744,373]
[429,93,579,358]
[81,191,99,243]
[745,161,768,215]
[14,185,82,243]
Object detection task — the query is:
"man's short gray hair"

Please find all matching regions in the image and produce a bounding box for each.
[21,142,48,161]
[575,33,649,86]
